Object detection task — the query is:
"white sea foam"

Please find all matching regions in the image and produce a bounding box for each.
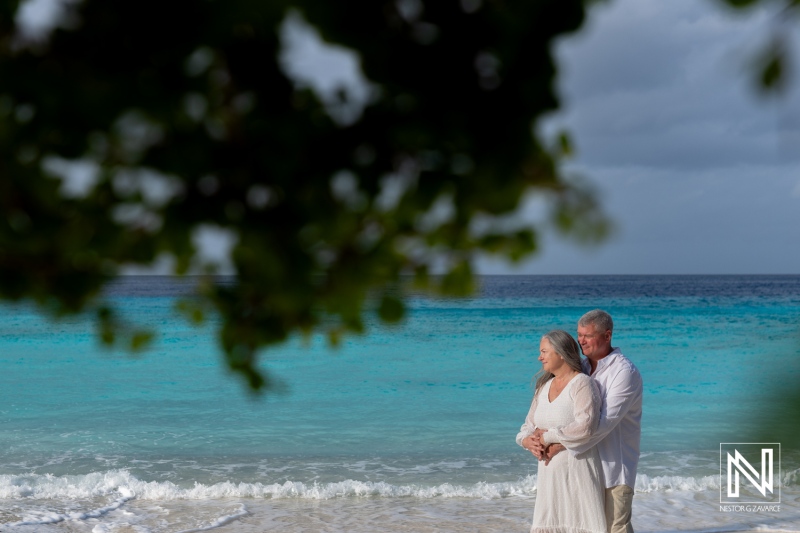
[171,504,249,533]
[5,469,796,504]
[3,485,133,526]
[0,471,136,500]
[0,471,539,501]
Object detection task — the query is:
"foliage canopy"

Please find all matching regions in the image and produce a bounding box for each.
[0,0,793,391]
[1,0,614,388]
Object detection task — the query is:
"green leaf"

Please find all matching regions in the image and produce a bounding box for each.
[327,327,343,348]
[439,261,475,297]
[130,330,155,352]
[557,131,574,158]
[175,299,207,325]
[761,52,783,90]
[377,294,405,323]
[721,0,761,7]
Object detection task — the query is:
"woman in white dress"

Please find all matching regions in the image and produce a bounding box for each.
[516,330,606,533]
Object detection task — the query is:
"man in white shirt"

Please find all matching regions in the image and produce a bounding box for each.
[532,309,643,533]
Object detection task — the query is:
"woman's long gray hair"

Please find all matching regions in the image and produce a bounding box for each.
[534,329,584,394]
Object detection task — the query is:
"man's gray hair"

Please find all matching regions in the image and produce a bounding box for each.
[578,309,613,333]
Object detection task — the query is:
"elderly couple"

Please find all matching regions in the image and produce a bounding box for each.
[516,309,643,533]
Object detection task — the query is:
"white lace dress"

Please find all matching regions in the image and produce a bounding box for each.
[516,373,606,533]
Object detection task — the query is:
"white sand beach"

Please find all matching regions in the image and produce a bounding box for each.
[6,487,798,533]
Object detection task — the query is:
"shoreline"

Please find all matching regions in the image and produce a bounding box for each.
[2,466,798,532]
[181,496,800,533]
[7,494,797,533]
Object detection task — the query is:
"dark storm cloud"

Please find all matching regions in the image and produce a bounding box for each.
[484,0,800,275]
[545,0,800,170]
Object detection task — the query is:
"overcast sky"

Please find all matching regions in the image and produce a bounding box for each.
[481,0,800,275]
[19,0,800,275]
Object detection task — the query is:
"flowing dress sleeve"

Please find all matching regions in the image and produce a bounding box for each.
[541,374,601,450]
[515,388,541,447]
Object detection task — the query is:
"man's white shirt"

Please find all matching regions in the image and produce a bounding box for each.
[571,348,643,489]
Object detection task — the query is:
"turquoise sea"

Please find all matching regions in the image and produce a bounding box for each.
[1,275,799,532]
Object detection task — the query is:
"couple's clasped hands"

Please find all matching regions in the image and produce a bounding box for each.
[522,428,564,465]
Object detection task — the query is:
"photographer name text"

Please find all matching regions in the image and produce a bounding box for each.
[719,505,780,513]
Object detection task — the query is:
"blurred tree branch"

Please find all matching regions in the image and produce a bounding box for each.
[1,0,611,389]
[718,0,799,94]
[3,0,799,393]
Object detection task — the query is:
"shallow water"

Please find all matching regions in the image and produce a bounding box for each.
[1,275,799,531]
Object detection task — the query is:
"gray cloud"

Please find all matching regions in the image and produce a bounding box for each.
[486,0,800,275]
[543,0,799,170]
